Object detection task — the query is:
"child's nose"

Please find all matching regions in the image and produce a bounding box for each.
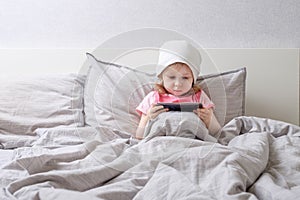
[174,79,182,86]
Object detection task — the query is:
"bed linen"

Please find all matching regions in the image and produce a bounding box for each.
[0,55,298,200]
[1,116,299,200]
[0,74,85,137]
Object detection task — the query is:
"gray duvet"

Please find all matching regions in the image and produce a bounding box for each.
[1,116,300,200]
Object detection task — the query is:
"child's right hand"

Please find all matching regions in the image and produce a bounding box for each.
[147,104,168,120]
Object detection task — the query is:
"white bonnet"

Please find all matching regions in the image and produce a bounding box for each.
[156,40,201,83]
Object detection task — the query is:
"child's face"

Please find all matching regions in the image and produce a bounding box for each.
[161,63,193,96]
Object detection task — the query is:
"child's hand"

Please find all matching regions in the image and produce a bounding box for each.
[193,107,212,128]
[147,104,168,120]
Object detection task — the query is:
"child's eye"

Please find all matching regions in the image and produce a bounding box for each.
[168,76,175,79]
[182,77,190,80]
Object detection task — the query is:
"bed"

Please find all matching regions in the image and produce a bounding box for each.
[0,51,300,200]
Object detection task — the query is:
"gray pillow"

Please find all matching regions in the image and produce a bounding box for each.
[84,53,246,135]
[84,53,156,135]
[0,74,85,136]
[197,68,246,125]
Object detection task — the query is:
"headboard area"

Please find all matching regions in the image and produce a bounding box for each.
[204,49,299,126]
[0,48,299,125]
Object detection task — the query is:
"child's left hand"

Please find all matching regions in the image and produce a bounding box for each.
[193,107,212,128]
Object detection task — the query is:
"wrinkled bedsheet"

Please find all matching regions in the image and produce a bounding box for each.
[0,116,300,200]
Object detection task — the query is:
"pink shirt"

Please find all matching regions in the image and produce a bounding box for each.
[136,90,214,115]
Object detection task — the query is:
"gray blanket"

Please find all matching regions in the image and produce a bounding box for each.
[0,116,300,200]
[143,112,217,142]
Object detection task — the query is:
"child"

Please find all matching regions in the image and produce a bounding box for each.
[135,40,221,139]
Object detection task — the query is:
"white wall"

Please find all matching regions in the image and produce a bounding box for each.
[0,0,299,48]
[0,49,89,76]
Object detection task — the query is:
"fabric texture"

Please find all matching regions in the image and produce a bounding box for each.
[0,74,85,136]
[1,116,300,199]
[197,67,246,125]
[143,112,217,142]
[157,40,201,83]
[84,53,156,135]
[84,53,246,135]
